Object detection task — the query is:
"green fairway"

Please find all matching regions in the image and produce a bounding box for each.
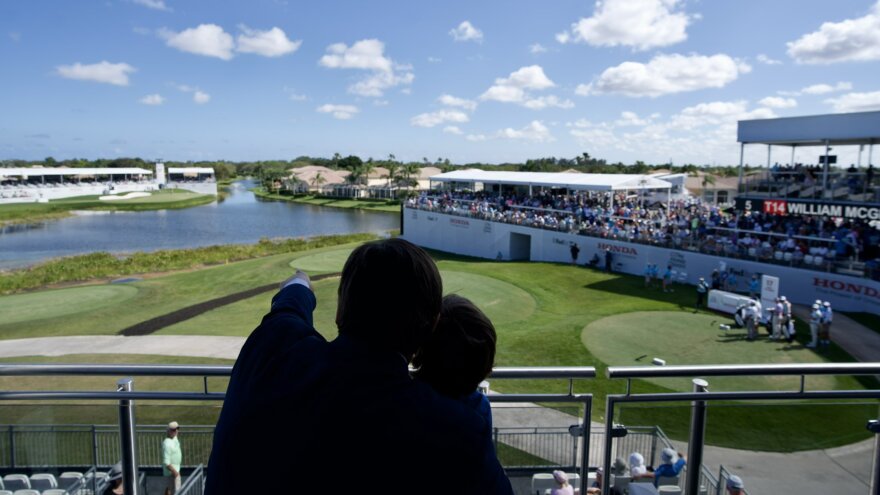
[3,242,877,452]
[0,285,138,325]
[253,188,401,212]
[583,311,835,391]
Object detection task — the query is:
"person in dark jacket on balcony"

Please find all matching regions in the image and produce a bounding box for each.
[206,238,512,495]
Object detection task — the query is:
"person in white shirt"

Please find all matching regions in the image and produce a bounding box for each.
[821,301,833,346]
[807,304,823,348]
[771,298,784,340]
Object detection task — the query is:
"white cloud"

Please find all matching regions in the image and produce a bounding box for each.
[557,0,691,51]
[236,26,301,57]
[319,39,392,71]
[582,53,746,97]
[427,56,442,63]
[481,65,571,110]
[443,126,463,135]
[521,95,575,110]
[802,81,853,95]
[140,94,165,105]
[410,109,470,128]
[437,94,477,111]
[529,43,547,54]
[758,96,797,108]
[56,61,135,86]
[466,121,554,143]
[756,54,782,65]
[449,21,483,43]
[319,39,413,97]
[132,0,171,11]
[193,91,210,104]
[825,91,880,112]
[288,92,307,101]
[615,111,651,126]
[373,99,389,106]
[316,104,359,120]
[162,24,234,60]
[787,3,880,64]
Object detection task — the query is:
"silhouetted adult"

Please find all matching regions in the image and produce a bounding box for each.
[206,238,511,495]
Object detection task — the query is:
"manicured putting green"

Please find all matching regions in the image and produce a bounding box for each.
[161,269,535,337]
[0,285,138,325]
[289,248,354,273]
[582,311,835,391]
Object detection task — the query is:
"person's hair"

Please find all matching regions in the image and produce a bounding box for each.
[412,295,496,397]
[336,238,442,359]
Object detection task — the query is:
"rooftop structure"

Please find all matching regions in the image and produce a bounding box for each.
[429,170,672,192]
[0,167,152,177]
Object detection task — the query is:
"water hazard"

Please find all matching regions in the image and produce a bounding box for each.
[0,180,399,269]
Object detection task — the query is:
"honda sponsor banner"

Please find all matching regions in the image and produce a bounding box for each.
[401,207,880,315]
[735,197,880,221]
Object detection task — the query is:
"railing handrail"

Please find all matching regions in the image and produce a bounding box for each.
[607,362,880,378]
[0,363,595,379]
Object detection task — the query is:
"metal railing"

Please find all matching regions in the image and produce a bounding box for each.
[0,364,596,495]
[601,363,880,495]
[178,464,206,495]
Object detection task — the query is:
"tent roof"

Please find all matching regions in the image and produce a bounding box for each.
[0,167,152,177]
[168,167,214,174]
[429,170,671,191]
[738,110,880,146]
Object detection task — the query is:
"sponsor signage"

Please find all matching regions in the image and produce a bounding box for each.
[450,218,470,228]
[735,197,880,221]
[760,275,780,321]
[598,242,638,257]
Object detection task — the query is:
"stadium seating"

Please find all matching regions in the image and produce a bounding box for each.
[58,472,82,490]
[1,476,28,491]
[658,486,682,494]
[28,474,56,491]
[0,490,10,495]
[657,475,679,486]
[42,491,66,495]
[12,490,39,495]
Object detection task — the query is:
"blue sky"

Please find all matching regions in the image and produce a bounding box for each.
[2,0,880,165]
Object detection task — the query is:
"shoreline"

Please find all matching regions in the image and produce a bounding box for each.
[251,187,402,213]
[0,190,216,228]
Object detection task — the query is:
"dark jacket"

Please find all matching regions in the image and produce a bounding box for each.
[206,284,512,494]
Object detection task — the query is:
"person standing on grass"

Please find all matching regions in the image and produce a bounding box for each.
[570,243,580,265]
[162,421,182,495]
[807,303,822,348]
[207,238,511,495]
[662,265,673,293]
[822,301,833,346]
[605,248,613,272]
[696,277,709,309]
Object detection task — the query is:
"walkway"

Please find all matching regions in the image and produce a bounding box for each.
[791,304,880,362]
[0,333,876,493]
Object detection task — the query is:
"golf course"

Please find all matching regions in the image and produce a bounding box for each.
[0,237,875,452]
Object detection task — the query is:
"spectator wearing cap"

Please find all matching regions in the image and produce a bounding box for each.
[821,301,833,346]
[726,474,745,494]
[103,462,123,495]
[808,303,823,349]
[629,452,653,480]
[550,470,574,495]
[748,275,759,299]
[653,448,686,487]
[696,277,709,309]
[162,421,182,495]
[745,301,759,341]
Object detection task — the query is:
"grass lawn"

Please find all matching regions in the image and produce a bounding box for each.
[2,244,877,452]
[0,190,215,226]
[252,188,401,213]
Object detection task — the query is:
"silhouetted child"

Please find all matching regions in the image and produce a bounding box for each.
[413,294,496,429]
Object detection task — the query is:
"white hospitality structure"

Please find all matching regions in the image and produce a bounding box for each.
[428,169,674,210]
[0,167,155,203]
[166,167,218,195]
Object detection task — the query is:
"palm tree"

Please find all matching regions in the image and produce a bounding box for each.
[402,163,420,188]
[310,172,326,191]
[385,162,400,187]
[360,160,375,186]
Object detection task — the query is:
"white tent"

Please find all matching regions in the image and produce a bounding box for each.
[429,170,672,191]
[0,167,152,177]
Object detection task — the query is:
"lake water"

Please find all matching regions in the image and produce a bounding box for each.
[0,180,400,270]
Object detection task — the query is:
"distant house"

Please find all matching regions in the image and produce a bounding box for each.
[415,167,442,189]
[685,172,739,204]
[288,166,350,192]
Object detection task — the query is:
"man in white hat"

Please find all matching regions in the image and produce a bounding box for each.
[821,301,833,346]
[808,304,823,348]
[726,474,745,494]
[162,421,182,495]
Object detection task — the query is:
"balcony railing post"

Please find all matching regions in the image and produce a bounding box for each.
[651,426,658,467]
[686,379,709,495]
[579,396,592,495]
[92,424,99,467]
[117,378,139,495]
[868,420,880,495]
[601,397,615,495]
[9,425,15,469]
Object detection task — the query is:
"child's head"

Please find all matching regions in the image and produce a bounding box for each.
[412,294,496,397]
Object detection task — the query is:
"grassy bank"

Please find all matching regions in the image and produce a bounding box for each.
[0,189,215,227]
[252,187,401,213]
[0,233,378,294]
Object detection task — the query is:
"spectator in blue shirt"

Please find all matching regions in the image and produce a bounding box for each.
[654,448,686,487]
